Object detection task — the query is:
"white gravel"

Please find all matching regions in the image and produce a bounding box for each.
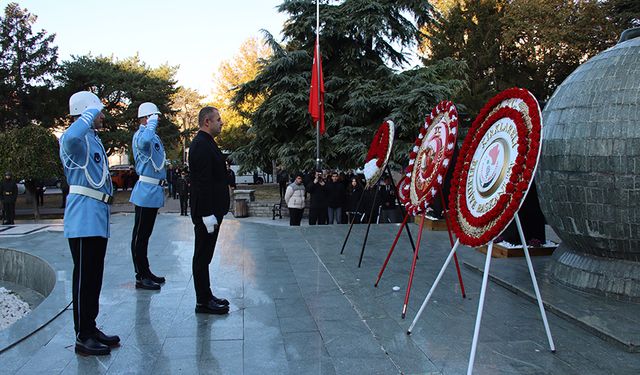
[0,287,31,330]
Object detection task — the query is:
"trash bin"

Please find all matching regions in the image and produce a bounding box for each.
[235,199,248,218]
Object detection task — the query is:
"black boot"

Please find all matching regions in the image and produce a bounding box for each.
[135,278,161,290]
[149,272,166,284]
[195,300,229,315]
[75,336,110,356]
[212,295,230,306]
[94,329,120,347]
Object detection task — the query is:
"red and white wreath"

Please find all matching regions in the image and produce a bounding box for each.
[449,88,542,247]
[363,120,395,188]
[403,101,458,215]
[397,172,410,205]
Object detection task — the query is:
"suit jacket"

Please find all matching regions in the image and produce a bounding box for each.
[188,130,230,219]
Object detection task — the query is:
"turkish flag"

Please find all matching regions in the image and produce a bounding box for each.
[308,38,325,135]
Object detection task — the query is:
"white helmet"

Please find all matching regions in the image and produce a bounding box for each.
[69,91,103,116]
[138,102,160,118]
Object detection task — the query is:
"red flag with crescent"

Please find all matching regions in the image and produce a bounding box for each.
[308,38,325,135]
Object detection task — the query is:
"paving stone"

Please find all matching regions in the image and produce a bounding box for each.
[0,214,639,374]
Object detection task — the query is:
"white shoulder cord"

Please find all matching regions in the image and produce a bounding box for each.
[134,131,166,172]
[60,133,109,189]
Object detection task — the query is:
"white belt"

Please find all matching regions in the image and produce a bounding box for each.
[69,185,113,205]
[139,175,165,186]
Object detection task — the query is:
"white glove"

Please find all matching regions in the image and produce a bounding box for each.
[147,114,159,122]
[87,102,104,113]
[202,214,218,233]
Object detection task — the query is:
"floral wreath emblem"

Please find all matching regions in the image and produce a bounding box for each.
[403,101,458,215]
[363,120,395,189]
[449,88,542,247]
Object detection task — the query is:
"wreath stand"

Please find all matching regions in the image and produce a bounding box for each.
[406,214,555,374]
[340,164,417,268]
[375,186,466,319]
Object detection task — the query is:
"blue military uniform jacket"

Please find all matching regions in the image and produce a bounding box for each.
[59,109,112,238]
[129,117,166,208]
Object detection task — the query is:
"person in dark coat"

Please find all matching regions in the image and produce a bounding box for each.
[326,172,346,224]
[167,165,177,199]
[35,179,45,206]
[346,177,364,224]
[306,171,328,225]
[226,161,236,210]
[378,175,401,223]
[60,176,70,208]
[1,172,18,225]
[177,171,190,216]
[188,106,230,315]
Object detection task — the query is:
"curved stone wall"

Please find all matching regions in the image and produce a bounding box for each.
[0,248,55,299]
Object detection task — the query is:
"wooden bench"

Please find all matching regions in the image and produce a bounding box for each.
[272,203,282,220]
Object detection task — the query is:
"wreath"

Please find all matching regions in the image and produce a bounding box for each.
[363,120,395,188]
[448,87,542,247]
[397,171,411,205]
[403,101,458,215]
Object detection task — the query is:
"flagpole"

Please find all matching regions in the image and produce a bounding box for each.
[315,0,321,171]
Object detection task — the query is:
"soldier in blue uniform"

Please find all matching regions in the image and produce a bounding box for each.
[59,91,119,356]
[129,102,167,290]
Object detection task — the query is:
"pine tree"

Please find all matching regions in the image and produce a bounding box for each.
[232,0,467,173]
[59,55,180,157]
[0,2,59,129]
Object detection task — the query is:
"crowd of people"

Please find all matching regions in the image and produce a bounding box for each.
[281,168,400,226]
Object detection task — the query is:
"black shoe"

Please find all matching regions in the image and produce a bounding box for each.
[195,301,229,315]
[212,295,229,306]
[135,278,161,290]
[94,329,120,347]
[75,336,110,356]
[149,272,165,284]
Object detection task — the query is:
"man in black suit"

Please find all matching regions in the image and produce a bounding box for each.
[188,106,230,315]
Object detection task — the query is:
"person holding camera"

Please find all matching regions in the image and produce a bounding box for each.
[306,170,328,225]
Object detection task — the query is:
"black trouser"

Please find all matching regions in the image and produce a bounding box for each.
[192,216,222,304]
[69,236,107,339]
[180,194,189,215]
[279,182,287,200]
[289,208,303,226]
[309,207,328,225]
[2,201,15,224]
[131,205,159,279]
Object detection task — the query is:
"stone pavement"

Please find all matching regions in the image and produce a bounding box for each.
[0,213,639,374]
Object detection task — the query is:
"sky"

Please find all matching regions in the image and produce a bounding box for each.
[11,0,288,97]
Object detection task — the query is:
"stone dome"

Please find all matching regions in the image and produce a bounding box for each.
[537,29,640,300]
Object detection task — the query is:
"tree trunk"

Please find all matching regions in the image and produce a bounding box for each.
[30,191,40,222]
[25,183,40,222]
